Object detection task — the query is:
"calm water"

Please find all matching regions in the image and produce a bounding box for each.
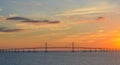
[0,52,120,65]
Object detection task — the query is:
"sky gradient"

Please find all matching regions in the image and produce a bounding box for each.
[0,0,120,48]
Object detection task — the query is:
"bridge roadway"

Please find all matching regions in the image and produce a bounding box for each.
[0,47,120,53]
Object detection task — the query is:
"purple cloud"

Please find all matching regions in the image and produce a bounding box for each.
[6,16,60,24]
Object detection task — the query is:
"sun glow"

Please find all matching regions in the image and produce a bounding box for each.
[112,38,120,47]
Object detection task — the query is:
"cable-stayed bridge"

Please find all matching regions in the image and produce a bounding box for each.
[0,43,120,53]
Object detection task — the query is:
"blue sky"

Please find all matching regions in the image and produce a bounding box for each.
[0,0,119,18]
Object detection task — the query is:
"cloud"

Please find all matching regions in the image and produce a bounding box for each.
[6,16,60,24]
[56,2,116,16]
[6,17,31,21]
[0,16,62,33]
[96,17,107,21]
[0,16,61,33]
[22,20,60,24]
[0,22,24,33]
[57,7,113,16]
[0,27,23,32]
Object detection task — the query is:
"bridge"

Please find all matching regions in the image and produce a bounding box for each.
[0,42,120,53]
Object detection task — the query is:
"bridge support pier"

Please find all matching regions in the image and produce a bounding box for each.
[72,42,75,52]
[45,42,48,52]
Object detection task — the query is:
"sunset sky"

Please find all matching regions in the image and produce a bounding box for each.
[0,0,120,48]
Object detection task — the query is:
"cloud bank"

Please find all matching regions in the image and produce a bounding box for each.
[0,16,61,33]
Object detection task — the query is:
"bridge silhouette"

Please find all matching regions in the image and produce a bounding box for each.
[0,42,120,53]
